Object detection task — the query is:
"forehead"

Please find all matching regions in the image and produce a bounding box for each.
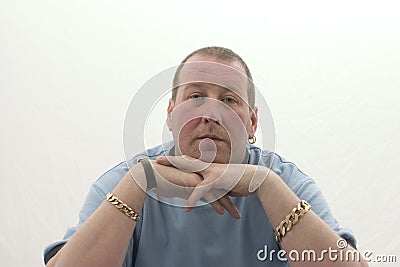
[177,55,248,97]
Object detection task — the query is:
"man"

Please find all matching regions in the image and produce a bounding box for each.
[44,47,368,266]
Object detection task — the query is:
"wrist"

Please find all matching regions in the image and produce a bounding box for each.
[137,158,157,192]
[254,167,271,199]
[112,165,147,212]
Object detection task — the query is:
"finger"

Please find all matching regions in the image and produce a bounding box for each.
[151,164,202,199]
[185,194,225,215]
[207,199,224,215]
[186,180,215,208]
[216,194,241,219]
[192,191,240,219]
[228,191,243,197]
[203,190,241,219]
[157,155,211,173]
[155,156,172,166]
[202,191,226,215]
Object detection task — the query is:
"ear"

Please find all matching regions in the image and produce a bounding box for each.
[166,98,175,131]
[248,106,258,138]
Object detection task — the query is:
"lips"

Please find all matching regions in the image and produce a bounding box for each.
[197,134,225,141]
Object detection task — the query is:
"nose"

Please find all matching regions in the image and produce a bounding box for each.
[200,99,223,124]
[201,115,221,124]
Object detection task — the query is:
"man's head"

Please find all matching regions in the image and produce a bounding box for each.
[172,46,255,109]
[167,46,258,163]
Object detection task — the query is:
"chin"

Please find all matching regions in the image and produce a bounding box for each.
[178,141,236,163]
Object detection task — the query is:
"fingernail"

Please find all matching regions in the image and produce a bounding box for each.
[235,208,241,219]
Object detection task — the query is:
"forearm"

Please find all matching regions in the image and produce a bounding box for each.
[47,166,147,267]
[256,171,368,267]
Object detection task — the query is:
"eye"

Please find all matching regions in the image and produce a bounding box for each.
[188,94,204,100]
[222,96,237,104]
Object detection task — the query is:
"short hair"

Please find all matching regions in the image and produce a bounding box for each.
[172,46,255,108]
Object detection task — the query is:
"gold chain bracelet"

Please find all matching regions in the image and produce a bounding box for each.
[106,192,140,221]
[275,200,311,243]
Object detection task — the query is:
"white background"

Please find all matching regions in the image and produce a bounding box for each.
[1,1,399,266]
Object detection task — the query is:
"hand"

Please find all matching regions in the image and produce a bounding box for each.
[130,159,201,198]
[156,155,269,218]
[130,160,240,218]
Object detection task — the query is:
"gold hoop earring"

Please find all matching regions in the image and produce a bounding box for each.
[248,136,256,144]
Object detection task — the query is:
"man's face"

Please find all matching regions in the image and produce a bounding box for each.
[167,55,258,163]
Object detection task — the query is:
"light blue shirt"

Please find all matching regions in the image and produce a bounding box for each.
[44,142,356,266]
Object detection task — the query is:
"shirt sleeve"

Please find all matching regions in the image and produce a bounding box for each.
[43,180,106,264]
[295,177,357,248]
[267,151,357,248]
[43,161,134,265]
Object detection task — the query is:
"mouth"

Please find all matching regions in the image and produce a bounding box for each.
[197,134,225,141]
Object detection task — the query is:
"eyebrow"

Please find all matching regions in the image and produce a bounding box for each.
[181,83,207,94]
[182,82,242,96]
[182,82,204,89]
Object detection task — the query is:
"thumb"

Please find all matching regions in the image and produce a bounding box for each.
[156,155,211,173]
